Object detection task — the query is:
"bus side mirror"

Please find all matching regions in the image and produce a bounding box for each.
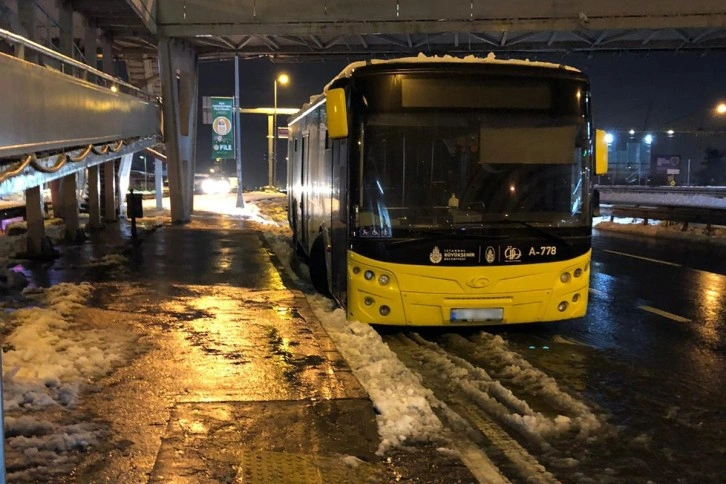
[326,88,348,139]
[595,129,608,175]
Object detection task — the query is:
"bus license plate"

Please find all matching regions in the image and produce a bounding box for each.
[450,308,504,322]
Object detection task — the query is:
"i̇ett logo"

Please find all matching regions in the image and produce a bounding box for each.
[504,246,522,262]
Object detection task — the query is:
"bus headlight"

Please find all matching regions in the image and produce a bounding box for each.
[558,301,569,312]
[560,272,571,283]
[378,274,390,286]
[364,270,374,280]
[379,305,391,316]
[364,297,374,306]
[574,268,582,278]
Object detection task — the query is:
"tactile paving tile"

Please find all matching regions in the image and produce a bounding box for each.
[236,449,381,483]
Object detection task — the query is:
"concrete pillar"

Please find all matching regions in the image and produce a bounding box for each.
[117,153,133,216]
[103,161,117,223]
[25,187,49,257]
[61,174,83,241]
[158,38,198,223]
[87,165,101,229]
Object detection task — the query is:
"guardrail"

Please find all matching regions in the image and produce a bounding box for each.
[0,27,155,102]
[597,185,726,230]
[597,185,726,197]
[601,204,726,228]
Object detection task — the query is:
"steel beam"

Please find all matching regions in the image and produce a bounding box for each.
[157,0,726,37]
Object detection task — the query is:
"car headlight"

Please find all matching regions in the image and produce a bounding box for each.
[201,178,231,194]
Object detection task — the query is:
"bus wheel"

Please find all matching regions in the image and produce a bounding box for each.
[291,232,305,257]
[309,235,330,296]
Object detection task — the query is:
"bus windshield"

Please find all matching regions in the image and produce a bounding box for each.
[355,74,590,236]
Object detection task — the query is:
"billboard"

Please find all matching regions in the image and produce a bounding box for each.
[654,155,681,175]
[210,97,235,160]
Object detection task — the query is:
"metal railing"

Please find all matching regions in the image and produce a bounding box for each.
[0,27,156,103]
[597,185,726,229]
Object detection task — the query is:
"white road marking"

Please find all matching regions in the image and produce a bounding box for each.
[588,288,606,296]
[602,250,681,267]
[639,306,691,323]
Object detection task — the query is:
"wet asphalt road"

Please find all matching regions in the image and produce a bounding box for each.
[401,228,725,482]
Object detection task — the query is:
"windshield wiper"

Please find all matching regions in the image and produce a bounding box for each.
[388,230,494,247]
[485,219,573,249]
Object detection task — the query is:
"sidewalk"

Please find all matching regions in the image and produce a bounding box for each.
[2,195,476,483]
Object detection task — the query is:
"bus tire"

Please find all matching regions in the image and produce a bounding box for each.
[309,235,330,296]
[291,231,306,257]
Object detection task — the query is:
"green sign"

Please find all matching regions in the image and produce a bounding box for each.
[211,97,235,159]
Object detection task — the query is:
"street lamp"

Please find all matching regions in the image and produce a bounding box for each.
[716,102,726,115]
[272,73,290,188]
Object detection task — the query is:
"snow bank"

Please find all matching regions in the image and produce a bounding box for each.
[3,283,133,409]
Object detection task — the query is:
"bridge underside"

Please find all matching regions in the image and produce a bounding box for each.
[17,0,726,66]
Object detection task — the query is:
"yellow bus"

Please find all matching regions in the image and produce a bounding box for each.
[287,56,607,326]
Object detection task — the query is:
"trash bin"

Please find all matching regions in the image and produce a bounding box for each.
[126,190,143,219]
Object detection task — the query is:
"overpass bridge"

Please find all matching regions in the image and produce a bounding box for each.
[1,0,725,257]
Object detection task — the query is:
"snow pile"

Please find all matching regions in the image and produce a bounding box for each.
[600,191,726,209]
[0,281,138,480]
[305,294,443,454]
[3,282,132,409]
[0,218,65,258]
[87,254,128,267]
[595,217,726,245]
[441,333,605,440]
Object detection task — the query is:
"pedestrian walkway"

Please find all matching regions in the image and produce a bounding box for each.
[4,197,476,483]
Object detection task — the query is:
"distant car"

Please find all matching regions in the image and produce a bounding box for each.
[195,174,232,194]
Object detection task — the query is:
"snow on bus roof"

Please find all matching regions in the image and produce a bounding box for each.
[292,52,580,121]
[323,52,580,91]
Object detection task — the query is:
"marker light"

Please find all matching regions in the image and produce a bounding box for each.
[364,270,374,280]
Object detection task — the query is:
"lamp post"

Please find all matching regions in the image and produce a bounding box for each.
[272,73,289,188]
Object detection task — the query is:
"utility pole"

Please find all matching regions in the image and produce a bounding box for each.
[234,55,244,208]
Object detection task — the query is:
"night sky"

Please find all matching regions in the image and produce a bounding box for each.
[196,52,726,189]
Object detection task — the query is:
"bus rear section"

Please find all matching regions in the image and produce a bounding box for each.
[288,56,607,326]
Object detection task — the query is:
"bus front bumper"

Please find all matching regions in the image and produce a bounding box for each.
[347,250,591,326]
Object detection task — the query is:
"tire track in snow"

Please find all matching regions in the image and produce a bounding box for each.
[385,334,559,483]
